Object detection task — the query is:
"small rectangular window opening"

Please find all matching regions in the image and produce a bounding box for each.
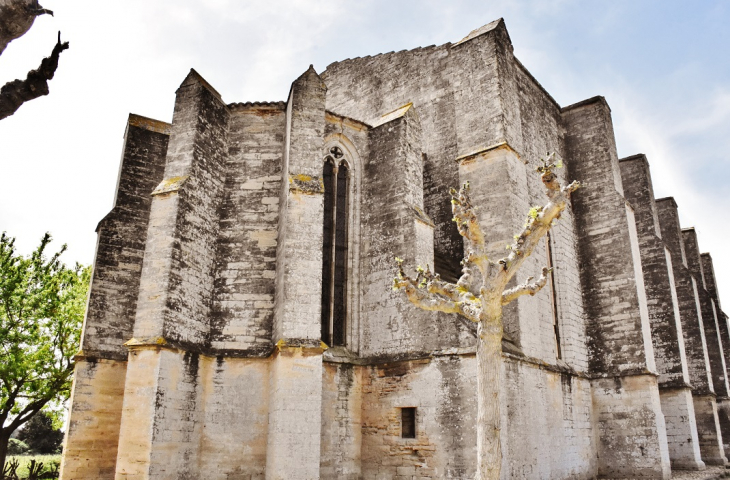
[401,407,416,438]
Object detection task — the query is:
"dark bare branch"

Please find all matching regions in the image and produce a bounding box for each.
[0,32,69,120]
[0,0,53,54]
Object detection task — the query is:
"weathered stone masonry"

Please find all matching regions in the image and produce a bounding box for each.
[61,18,730,480]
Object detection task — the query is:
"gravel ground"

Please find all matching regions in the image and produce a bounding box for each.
[671,466,730,479]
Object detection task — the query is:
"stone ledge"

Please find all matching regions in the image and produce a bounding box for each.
[151,175,189,196]
[455,141,524,165]
[128,114,171,135]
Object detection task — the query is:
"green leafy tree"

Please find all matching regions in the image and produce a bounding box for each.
[17,411,63,454]
[0,233,90,467]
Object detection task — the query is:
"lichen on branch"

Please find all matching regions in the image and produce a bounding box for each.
[394,153,579,322]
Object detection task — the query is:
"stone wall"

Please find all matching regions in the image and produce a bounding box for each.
[210,103,285,355]
[199,357,270,479]
[60,359,127,480]
[359,355,596,479]
[61,113,169,479]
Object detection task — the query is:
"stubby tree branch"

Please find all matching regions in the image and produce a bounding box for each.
[394,259,481,323]
[0,31,68,120]
[501,266,551,305]
[0,0,53,54]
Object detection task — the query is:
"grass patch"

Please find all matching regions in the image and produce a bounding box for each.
[5,454,61,478]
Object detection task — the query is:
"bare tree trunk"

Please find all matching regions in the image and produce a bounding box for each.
[0,428,10,472]
[476,299,503,480]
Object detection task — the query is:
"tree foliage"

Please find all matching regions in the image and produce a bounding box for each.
[16,412,63,454]
[0,232,90,467]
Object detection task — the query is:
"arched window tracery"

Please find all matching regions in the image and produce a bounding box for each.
[321,145,349,346]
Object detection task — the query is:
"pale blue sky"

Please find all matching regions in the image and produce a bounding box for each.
[1,0,729,302]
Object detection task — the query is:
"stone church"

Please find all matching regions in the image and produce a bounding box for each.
[60,19,730,479]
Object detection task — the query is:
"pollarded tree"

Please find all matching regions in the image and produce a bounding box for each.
[0,233,90,467]
[393,155,580,480]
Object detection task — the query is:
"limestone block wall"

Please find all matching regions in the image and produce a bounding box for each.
[61,114,169,479]
[320,362,363,480]
[511,56,588,368]
[656,197,726,464]
[660,388,704,470]
[199,357,270,479]
[684,229,730,400]
[60,359,127,480]
[590,375,671,477]
[457,145,531,350]
[114,348,205,479]
[619,155,689,387]
[702,254,730,372]
[562,97,671,477]
[656,198,714,394]
[359,355,596,480]
[703,253,723,311]
[359,104,452,359]
[266,347,324,480]
[273,66,327,344]
[210,103,286,355]
[132,69,230,348]
[323,19,588,371]
[684,229,730,457]
[562,97,655,377]
[701,254,730,455]
[619,154,703,469]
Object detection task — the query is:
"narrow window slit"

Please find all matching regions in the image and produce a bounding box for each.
[401,407,416,438]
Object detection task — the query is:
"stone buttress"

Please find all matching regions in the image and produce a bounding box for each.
[684,228,730,460]
[562,97,671,478]
[703,252,730,456]
[656,197,727,465]
[60,114,169,480]
[267,65,327,480]
[620,154,703,470]
[115,69,230,479]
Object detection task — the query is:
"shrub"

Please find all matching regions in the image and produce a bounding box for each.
[7,439,29,456]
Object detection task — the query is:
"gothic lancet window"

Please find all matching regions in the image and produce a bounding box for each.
[321,146,349,346]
